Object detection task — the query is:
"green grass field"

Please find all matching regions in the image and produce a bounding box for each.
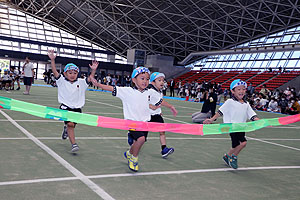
[0,82,300,200]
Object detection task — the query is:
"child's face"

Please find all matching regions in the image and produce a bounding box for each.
[152,76,164,90]
[132,73,150,90]
[64,70,78,82]
[231,85,246,101]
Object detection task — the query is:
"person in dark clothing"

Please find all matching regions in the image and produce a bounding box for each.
[192,86,217,123]
[169,78,175,97]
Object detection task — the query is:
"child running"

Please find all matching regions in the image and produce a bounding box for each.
[48,49,97,153]
[91,67,160,172]
[148,72,178,158]
[204,79,260,169]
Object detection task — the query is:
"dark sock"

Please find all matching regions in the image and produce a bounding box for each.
[161,145,166,150]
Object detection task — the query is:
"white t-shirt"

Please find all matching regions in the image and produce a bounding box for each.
[113,86,156,122]
[218,99,257,123]
[56,75,89,108]
[2,74,10,81]
[24,62,34,77]
[148,85,163,115]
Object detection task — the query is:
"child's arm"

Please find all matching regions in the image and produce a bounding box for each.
[91,78,113,91]
[47,50,59,78]
[88,60,98,82]
[161,100,177,117]
[203,112,221,124]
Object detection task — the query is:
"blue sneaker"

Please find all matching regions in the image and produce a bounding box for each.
[62,125,68,140]
[161,147,174,158]
[127,132,134,146]
[222,154,230,166]
[229,154,238,169]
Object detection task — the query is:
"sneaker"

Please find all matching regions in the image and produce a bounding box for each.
[71,143,79,153]
[161,147,174,158]
[62,125,68,140]
[23,92,29,95]
[229,154,238,169]
[222,154,230,166]
[16,87,20,90]
[127,132,134,146]
[124,150,131,160]
[128,155,138,172]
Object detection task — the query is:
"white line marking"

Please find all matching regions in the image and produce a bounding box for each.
[0,166,299,187]
[0,110,115,200]
[0,119,62,122]
[248,136,300,152]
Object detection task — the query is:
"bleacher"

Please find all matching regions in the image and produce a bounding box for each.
[256,71,300,91]
[174,70,300,91]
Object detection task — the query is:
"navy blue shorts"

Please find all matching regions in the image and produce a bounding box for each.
[150,114,164,123]
[24,77,33,86]
[128,130,148,141]
[229,132,247,148]
[59,104,82,125]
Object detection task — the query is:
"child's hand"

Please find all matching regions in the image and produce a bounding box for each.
[47,49,56,60]
[149,104,160,110]
[170,106,178,117]
[203,118,212,124]
[89,60,98,70]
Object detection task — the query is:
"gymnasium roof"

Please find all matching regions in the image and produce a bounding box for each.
[7,0,300,64]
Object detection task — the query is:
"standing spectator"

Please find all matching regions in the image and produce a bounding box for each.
[177,80,182,96]
[223,88,229,101]
[125,75,131,86]
[247,82,255,97]
[162,80,168,96]
[22,56,34,95]
[106,73,112,85]
[169,78,175,97]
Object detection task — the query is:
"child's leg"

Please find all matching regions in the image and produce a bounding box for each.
[227,141,247,156]
[130,136,145,157]
[159,132,166,146]
[67,122,76,144]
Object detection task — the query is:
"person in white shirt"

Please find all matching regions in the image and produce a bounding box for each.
[148,72,177,158]
[22,56,35,95]
[267,97,279,112]
[1,70,11,91]
[48,50,97,153]
[204,79,260,169]
[91,66,156,172]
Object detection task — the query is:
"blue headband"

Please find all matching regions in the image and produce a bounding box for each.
[150,72,165,82]
[131,67,150,79]
[64,63,79,73]
[230,79,247,90]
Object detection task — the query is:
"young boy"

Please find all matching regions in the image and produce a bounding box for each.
[91,67,159,172]
[148,72,178,158]
[204,79,259,169]
[48,49,97,153]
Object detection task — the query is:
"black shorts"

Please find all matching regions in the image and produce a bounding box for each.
[229,132,247,148]
[2,80,11,84]
[24,77,33,86]
[150,114,164,123]
[128,130,148,141]
[59,104,82,125]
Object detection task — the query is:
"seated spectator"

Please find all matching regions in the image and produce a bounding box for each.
[278,95,288,114]
[267,97,279,112]
[260,84,270,97]
[286,98,300,115]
